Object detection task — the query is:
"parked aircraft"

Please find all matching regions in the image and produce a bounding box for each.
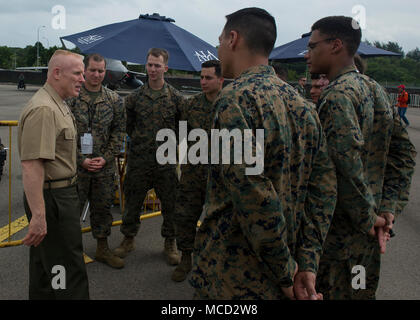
[103,58,144,89]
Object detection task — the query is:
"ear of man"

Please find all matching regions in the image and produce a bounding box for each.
[227,29,240,51]
[331,38,345,55]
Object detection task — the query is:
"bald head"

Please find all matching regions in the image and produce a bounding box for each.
[47,50,85,99]
[47,50,83,78]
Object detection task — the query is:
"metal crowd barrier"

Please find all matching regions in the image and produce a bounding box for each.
[389,93,420,108]
[0,120,162,249]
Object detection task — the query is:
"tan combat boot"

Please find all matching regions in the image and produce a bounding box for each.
[171,251,192,282]
[113,236,135,258]
[95,238,124,269]
[164,238,181,266]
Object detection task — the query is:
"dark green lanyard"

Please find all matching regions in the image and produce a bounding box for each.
[88,102,97,133]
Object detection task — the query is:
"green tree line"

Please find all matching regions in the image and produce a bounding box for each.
[1,40,420,86]
[0,42,81,69]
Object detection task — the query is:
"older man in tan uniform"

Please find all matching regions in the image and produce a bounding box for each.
[18,50,89,300]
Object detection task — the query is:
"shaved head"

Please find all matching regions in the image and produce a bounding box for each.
[47,50,84,78]
[47,49,85,99]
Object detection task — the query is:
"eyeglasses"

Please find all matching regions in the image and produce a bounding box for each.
[307,38,336,51]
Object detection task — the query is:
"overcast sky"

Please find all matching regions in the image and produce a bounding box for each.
[1,0,419,55]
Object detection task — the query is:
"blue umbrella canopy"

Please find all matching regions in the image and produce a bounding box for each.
[270,32,401,62]
[60,13,218,71]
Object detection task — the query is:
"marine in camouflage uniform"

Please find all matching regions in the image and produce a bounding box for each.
[116,80,186,262]
[189,64,337,299]
[175,93,213,249]
[295,77,307,99]
[296,83,306,98]
[67,53,126,269]
[171,60,224,282]
[314,65,416,299]
[68,84,125,238]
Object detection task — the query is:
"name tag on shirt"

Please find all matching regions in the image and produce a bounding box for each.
[81,133,93,154]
